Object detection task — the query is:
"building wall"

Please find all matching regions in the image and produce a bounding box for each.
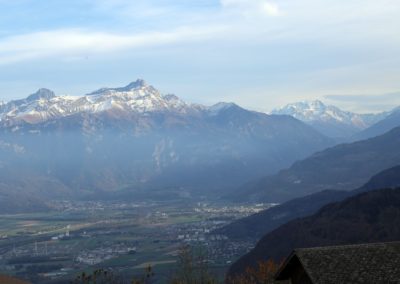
[290,264,313,284]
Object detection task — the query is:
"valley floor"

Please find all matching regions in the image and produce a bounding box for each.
[0,199,271,283]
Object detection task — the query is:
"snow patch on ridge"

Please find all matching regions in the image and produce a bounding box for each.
[271,100,387,129]
[0,80,206,126]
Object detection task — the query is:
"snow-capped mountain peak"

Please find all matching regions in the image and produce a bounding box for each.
[27,88,56,102]
[123,79,147,90]
[272,100,361,124]
[271,100,391,138]
[88,79,150,96]
[0,80,204,125]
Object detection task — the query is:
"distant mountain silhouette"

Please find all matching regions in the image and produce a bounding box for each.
[229,187,400,277]
[232,126,400,203]
[271,100,389,138]
[352,108,400,141]
[218,165,400,240]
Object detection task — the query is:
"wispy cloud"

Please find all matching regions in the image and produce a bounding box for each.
[0,26,227,65]
[2,0,399,65]
[220,0,280,16]
[325,93,400,103]
[90,0,182,20]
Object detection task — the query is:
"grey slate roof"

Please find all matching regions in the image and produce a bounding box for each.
[276,241,400,284]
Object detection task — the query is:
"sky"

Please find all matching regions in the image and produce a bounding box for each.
[0,0,400,113]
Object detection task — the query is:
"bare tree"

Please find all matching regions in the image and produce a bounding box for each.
[170,245,217,284]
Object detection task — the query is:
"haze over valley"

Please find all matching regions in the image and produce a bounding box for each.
[0,80,334,212]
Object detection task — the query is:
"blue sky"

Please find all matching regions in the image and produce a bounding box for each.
[1,0,400,113]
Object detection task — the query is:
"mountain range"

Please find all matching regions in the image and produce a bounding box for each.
[0,80,333,213]
[232,126,400,203]
[272,100,392,138]
[0,80,204,126]
[2,81,400,213]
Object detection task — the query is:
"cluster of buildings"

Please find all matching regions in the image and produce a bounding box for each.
[51,225,71,241]
[49,200,147,212]
[194,202,273,217]
[168,218,254,265]
[76,244,137,265]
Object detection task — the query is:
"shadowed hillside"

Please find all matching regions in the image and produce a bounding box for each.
[218,165,400,240]
[229,188,400,277]
[233,126,400,203]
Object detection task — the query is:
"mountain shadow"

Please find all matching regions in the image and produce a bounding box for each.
[229,187,400,277]
[218,165,400,241]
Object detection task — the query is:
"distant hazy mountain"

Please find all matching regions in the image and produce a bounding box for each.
[218,165,400,241]
[229,187,400,277]
[271,100,389,138]
[0,80,332,211]
[352,107,400,141]
[233,126,400,203]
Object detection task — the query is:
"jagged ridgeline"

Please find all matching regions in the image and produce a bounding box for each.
[0,80,332,213]
[272,100,400,140]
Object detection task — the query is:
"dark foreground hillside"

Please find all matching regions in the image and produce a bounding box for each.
[229,188,400,277]
[218,165,400,240]
[217,189,349,240]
